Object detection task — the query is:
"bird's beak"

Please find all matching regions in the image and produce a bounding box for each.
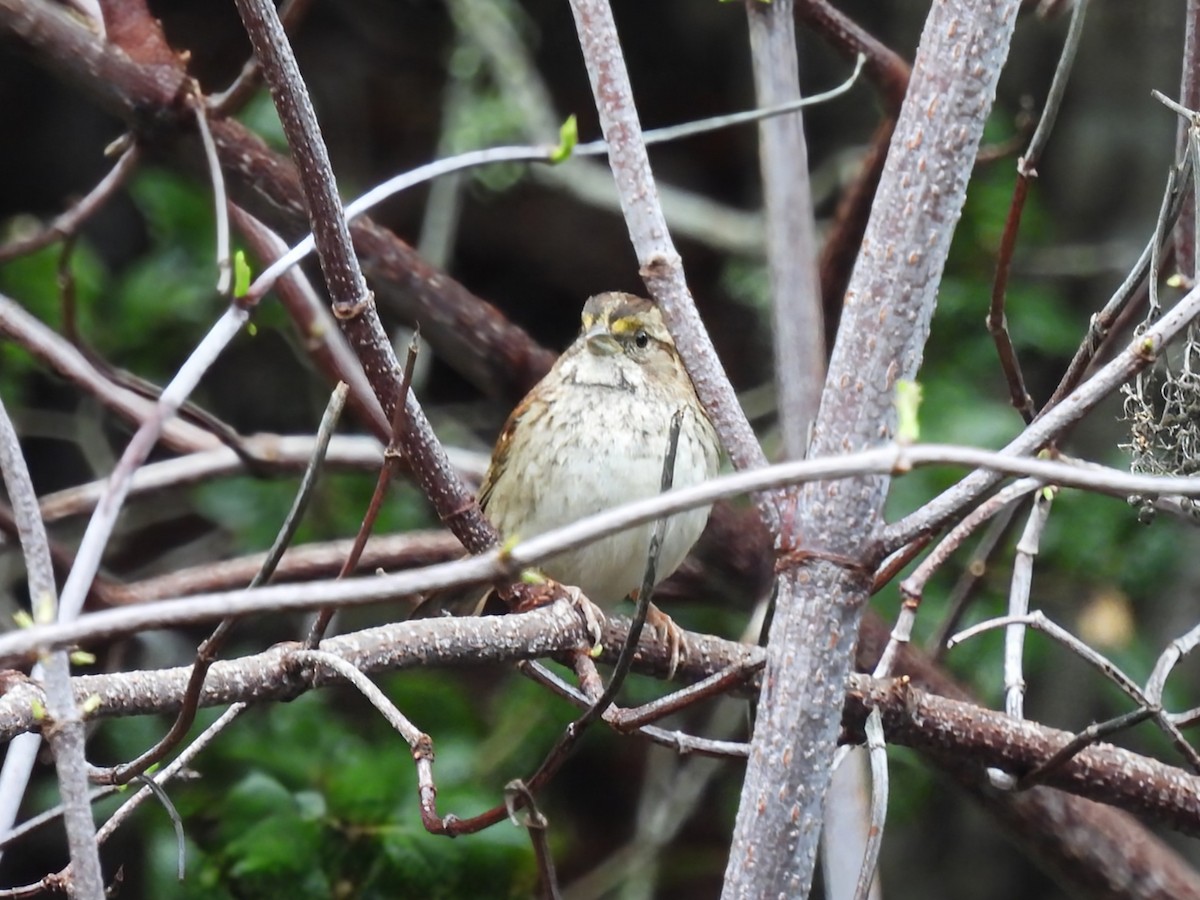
[585,324,620,356]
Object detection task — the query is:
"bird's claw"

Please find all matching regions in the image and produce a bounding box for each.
[645,603,683,680]
[568,587,606,649]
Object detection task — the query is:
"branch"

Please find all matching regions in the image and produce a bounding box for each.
[4,616,1200,844]
[0,399,104,897]
[855,614,1200,900]
[53,307,248,626]
[0,0,557,402]
[746,0,826,458]
[1176,0,1200,283]
[885,276,1200,551]
[796,1,911,326]
[0,293,221,454]
[842,674,1200,838]
[0,138,139,264]
[0,604,741,741]
[233,0,498,557]
[36,434,484,524]
[111,531,462,606]
[566,0,775,530]
[6,442,1200,663]
[230,205,391,441]
[987,0,1090,423]
[726,0,1023,893]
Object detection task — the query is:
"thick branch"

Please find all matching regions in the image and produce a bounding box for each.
[3,619,1200,848]
[0,607,745,741]
[725,1,1023,894]
[842,674,1200,838]
[854,615,1200,900]
[231,0,497,555]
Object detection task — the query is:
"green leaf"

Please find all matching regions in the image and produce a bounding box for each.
[69,649,96,666]
[549,115,578,164]
[234,250,252,298]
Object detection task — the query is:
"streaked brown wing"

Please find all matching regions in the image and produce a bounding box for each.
[478,391,536,512]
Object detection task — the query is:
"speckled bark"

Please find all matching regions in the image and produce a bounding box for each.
[723,1,1022,895]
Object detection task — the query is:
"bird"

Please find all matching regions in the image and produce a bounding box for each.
[477,291,721,671]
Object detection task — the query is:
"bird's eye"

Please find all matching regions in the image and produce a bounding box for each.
[634,330,650,349]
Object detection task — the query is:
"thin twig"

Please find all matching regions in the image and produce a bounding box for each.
[568,0,776,531]
[867,534,932,595]
[1175,0,1200,284]
[928,499,1024,660]
[0,504,122,610]
[0,703,254,894]
[1004,488,1054,719]
[853,708,887,900]
[0,786,119,851]
[295,643,513,838]
[1148,621,1200,703]
[207,0,313,117]
[1043,158,1186,410]
[306,338,418,646]
[15,441,1200,660]
[55,306,249,629]
[92,385,347,785]
[503,781,561,900]
[878,478,1041,677]
[796,0,909,113]
[1014,707,1157,791]
[97,703,243,847]
[607,660,763,732]
[131,774,186,879]
[0,292,222,454]
[517,661,753,757]
[949,611,1200,772]
[0,398,104,897]
[987,0,1090,423]
[190,88,232,295]
[0,139,140,264]
[286,649,428,744]
[242,64,864,307]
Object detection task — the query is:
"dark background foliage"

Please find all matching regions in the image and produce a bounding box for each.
[1,1,1198,897]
